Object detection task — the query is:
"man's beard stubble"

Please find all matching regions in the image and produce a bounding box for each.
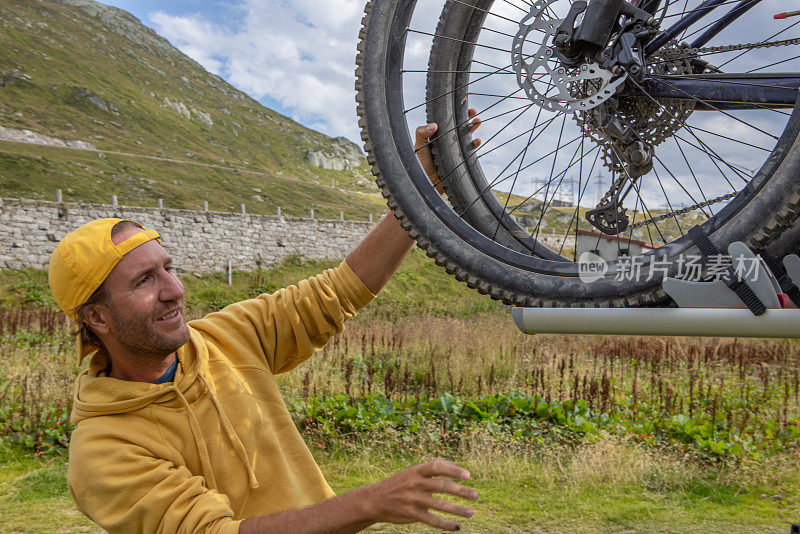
[107,299,191,363]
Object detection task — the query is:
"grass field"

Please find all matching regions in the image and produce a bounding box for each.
[2,439,797,533]
[1,250,799,533]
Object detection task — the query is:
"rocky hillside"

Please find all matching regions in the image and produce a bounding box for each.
[0,0,383,219]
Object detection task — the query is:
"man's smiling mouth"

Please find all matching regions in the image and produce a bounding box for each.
[158,310,180,321]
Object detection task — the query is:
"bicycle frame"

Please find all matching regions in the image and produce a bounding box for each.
[644,0,758,55]
[622,0,800,109]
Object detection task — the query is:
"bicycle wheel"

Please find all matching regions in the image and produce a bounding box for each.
[356,0,800,306]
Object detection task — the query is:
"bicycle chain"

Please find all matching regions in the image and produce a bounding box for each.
[593,36,799,227]
[627,191,739,230]
[687,36,800,58]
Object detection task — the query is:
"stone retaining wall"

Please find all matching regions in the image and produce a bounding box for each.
[0,198,375,273]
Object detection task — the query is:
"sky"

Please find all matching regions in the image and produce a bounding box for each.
[102,0,368,143]
[98,0,794,217]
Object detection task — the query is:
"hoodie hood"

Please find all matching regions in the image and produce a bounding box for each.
[71,328,207,423]
[71,327,260,490]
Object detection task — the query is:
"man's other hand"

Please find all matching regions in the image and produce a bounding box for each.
[239,457,477,533]
[362,457,478,531]
[415,109,482,194]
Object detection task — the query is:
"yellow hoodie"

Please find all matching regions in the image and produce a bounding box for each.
[68,261,374,533]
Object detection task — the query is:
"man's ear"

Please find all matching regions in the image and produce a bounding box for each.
[84,302,112,336]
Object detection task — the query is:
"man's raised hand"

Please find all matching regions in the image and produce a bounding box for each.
[415,109,482,194]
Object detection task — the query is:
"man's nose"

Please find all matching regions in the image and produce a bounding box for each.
[159,270,185,301]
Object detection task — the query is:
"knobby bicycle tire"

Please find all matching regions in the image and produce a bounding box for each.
[356,0,800,307]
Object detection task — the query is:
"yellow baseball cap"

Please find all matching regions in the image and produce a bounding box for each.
[48,218,161,361]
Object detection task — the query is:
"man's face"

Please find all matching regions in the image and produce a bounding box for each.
[97,227,190,359]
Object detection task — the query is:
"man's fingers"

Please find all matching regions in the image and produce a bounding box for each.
[419,458,470,480]
[418,511,462,531]
[472,138,481,148]
[424,477,478,501]
[468,107,481,135]
[469,117,482,134]
[415,123,438,146]
[424,496,475,519]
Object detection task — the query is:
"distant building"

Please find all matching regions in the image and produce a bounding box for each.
[576,229,655,262]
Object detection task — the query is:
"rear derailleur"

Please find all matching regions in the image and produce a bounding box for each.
[552,0,660,235]
[584,99,653,235]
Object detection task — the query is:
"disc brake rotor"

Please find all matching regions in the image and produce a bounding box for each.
[511,0,627,113]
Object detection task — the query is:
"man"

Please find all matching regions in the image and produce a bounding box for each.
[50,119,482,533]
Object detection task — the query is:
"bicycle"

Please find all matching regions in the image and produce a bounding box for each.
[356,0,800,307]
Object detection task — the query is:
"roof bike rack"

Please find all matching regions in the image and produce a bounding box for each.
[513,235,800,338]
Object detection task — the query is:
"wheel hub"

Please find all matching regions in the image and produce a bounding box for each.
[576,42,698,175]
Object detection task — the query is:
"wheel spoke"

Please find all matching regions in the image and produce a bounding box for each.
[458,134,586,218]
[499,0,532,15]
[651,153,707,220]
[559,148,601,258]
[748,53,800,73]
[625,193,643,248]
[651,165,685,236]
[506,142,598,219]
[407,27,515,54]
[674,132,749,188]
[493,112,543,241]
[404,60,521,114]
[404,69,518,74]
[533,114,569,243]
[448,0,533,26]
[672,135,713,217]
[481,26,523,40]
[471,104,537,159]
[432,112,558,193]
[630,176,668,245]
[468,92,536,99]
[471,59,516,74]
[677,0,691,42]
[682,123,772,152]
[660,0,749,20]
[679,12,722,42]
[477,111,556,159]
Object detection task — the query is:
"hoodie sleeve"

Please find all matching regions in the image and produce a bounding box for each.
[68,428,242,534]
[189,259,375,374]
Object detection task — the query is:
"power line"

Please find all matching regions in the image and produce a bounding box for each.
[0,137,314,185]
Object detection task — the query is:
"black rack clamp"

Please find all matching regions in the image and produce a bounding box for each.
[687,226,767,316]
[761,251,800,308]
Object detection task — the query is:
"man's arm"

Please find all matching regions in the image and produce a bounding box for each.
[239,458,477,534]
[345,211,414,295]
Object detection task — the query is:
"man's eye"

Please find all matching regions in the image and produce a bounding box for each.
[137,275,150,286]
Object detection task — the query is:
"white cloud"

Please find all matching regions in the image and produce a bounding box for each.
[148,0,796,223]
[150,0,366,142]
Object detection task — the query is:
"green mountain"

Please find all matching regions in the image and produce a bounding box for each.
[0,0,385,220]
